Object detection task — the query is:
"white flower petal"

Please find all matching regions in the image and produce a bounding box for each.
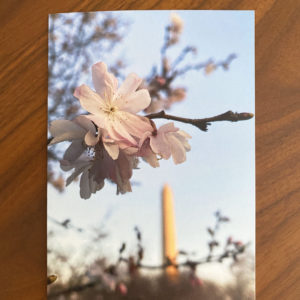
[49,120,86,144]
[159,122,178,134]
[80,170,91,199]
[116,180,132,195]
[74,115,97,134]
[167,133,187,164]
[84,131,99,146]
[122,147,139,155]
[173,130,191,152]
[138,131,152,148]
[74,84,106,115]
[150,133,171,159]
[92,62,118,98]
[60,160,73,171]
[117,73,142,97]
[63,140,85,162]
[177,129,191,139]
[90,178,105,194]
[117,112,153,140]
[109,118,138,145]
[86,114,107,130]
[142,147,159,168]
[104,142,119,160]
[65,161,91,186]
[116,89,151,113]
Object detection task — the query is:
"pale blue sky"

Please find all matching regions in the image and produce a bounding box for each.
[48,10,255,280]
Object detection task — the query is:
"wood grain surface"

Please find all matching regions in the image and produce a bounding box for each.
[0,0,299,299]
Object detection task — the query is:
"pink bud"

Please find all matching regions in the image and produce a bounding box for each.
[117,282,128,295]
[189,274,204,287]
[235,241,243,247]
[155,76,166,86]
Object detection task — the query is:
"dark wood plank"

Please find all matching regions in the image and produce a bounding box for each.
[0,0,299,299]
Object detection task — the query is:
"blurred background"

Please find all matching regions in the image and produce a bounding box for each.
[47,10,255,299]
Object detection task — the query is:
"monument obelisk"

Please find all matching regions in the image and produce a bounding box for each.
[162,184,178,276]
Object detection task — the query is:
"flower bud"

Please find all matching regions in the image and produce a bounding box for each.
[117,282,128,295]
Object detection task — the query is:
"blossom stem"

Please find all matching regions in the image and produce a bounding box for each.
[145,110,254,132]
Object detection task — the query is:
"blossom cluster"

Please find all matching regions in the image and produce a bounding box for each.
[49,62,191,199]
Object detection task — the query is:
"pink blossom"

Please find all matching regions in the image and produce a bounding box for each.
[49,115,121,161]
[137,138,159,168]
[116,282,128,295]
[61,146,139,199]
[60,158,101,199]
[234,241,244,247]
[74,62,153,147]
[49,115,99,162]
[189,274,204,287]
[170,12,184,34]
[90,147,138,195]
[49,62,195,198]
[49,116,97,146]
[140,122,191,165]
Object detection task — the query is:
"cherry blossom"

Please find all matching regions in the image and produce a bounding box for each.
[61,145,139,199]
[139,122,191,165]
[74,62,153,147]
[48,62,194,198]
[49,115,121,161]
[60,158,100,199]
[170,12,184,34]
[49,115,99,162]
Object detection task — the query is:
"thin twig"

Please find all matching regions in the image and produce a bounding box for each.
[145,110,254,132]
[171,46,195,69]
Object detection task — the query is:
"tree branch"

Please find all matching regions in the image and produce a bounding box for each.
[145,110,254,132]
[48,280,100,298]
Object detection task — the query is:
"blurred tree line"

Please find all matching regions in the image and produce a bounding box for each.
[47,211,254,299]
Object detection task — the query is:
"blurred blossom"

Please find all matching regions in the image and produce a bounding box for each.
[103,18,117,29]
[66,104,80,117]
[155,76,167,86]
[50,175,65,192]
[128,256,138,275]
[144,99,164,114]
[162,57,171,73]
[234,241,244,247]
[64,18,73,25]
[70,292,79,300]
[168,88,186,105]
[188,46,197,55]
[227,236,233,245]
[49,33,58,42]
[170,12,184,34]
[205,62,217,75]
[116,282,128,295]
[189,273,204,287]
[88,261,117,291]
